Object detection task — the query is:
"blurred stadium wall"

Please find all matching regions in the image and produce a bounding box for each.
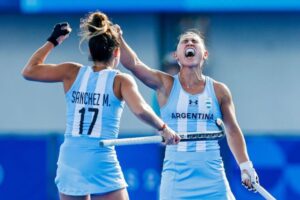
[1,1,300,199]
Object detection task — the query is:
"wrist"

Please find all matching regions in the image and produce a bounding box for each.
[239,161,253,171]
[158,123,166,131]
[47,36,58,47]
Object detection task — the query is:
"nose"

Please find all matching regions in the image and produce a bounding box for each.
[187,40,193,45]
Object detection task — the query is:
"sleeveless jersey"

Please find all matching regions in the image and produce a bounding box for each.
[65,66,124,139]
[160,75,222,152]
[159,75,235,200]
[55,66,128,195]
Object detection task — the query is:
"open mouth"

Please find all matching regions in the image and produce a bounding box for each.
[185,48,195,57]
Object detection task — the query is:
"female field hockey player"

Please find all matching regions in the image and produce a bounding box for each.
[22,11,180,200]
[118,27,259,199]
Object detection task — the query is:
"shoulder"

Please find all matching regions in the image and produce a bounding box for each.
[114,73,139,99]
[60,62,83,79]
[159,71,174,85]
[212,79,231,94]
[155,70,175,95]
[58,62,82,69]
[115,72,137,87]
[211,79,232,104]
[115,72,135,82]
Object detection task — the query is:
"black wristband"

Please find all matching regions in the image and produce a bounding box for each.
[47,36,58,46]
[47,22,70,47]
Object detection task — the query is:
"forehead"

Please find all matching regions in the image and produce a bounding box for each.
[179,32,201,41]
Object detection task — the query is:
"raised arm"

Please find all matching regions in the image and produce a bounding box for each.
[22,22,80,92]
[215,82,258,190]
[118,30,167,91]
[22,42,78,82]
[116,73,180,145]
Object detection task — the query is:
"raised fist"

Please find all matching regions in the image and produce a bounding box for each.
[47,22,72,46]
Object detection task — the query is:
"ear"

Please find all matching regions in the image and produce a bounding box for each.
[113,47,120,57]
[203,50,209,60]
[173,51,179,61]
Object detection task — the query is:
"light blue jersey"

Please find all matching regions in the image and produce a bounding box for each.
[65,66,124,140]
[160,75,235,200]
[55,66,127,196]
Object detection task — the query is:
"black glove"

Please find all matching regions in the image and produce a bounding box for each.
[47,22,71,47]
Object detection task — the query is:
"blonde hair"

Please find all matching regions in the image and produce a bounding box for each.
[79,11,120,62]
[80,12,109,43]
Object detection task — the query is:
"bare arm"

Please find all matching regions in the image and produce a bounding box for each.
[118,74,180,144]
[216,82,258,190]
[21,22,81,92]
[119,34,167,90]
[22,42,79,83]
[217,82,249,164]
[119,73,164,129]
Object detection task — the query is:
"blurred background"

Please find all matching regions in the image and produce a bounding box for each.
[1,0,300,199]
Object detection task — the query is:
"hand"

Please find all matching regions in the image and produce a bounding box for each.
[47,22,72,47]
[159,125,181,145]
[112,24,123,38]
[239,161,259,192]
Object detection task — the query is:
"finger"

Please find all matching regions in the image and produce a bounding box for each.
[242,184,250,190]
[162,137,168,145]
[168,137,175,145]
[61,30,71,35]
[112,24,122,34]
[243,185,252,191]
[62,25,72,31]
[113,24,120,30]
[246,179,252,188]
[115,24,123,35]
[60,22,69,26]
[242,178,251,189]
[174,135,181,144]
[242,173,250,182]
[243,180,257,193]
[163,137,173,145]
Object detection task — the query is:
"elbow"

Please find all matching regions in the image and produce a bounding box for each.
[21,65,34,80]
[134,108,146,119]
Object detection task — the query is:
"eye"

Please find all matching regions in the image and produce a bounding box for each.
[182,39,188,44]
[192,39,198,44]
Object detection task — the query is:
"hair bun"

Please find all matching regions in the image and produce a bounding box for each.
[79,11,117,48]
[88,12,109,34]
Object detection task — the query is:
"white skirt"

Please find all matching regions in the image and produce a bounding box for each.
[160,150,235,200]
[55,135,127,196]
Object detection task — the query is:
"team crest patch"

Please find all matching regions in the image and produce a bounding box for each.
[205,98,212,109]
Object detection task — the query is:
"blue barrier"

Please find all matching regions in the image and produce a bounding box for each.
[116,143,164,200]
[0,135,55,200]
[227,136,300,200]
[0,134,299,200]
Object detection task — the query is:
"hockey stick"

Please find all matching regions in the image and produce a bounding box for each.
[99,118,225,147]
[253,183,276,200]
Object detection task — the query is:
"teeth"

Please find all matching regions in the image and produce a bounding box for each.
[185,48,195,57]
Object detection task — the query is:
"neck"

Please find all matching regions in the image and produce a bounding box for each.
[92,65,112,72]
[93,61,114,72]
[179,67,205,89]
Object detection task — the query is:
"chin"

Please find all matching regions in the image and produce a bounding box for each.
[181,59,198,67]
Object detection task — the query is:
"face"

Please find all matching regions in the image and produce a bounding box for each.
[174,32,208,68]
